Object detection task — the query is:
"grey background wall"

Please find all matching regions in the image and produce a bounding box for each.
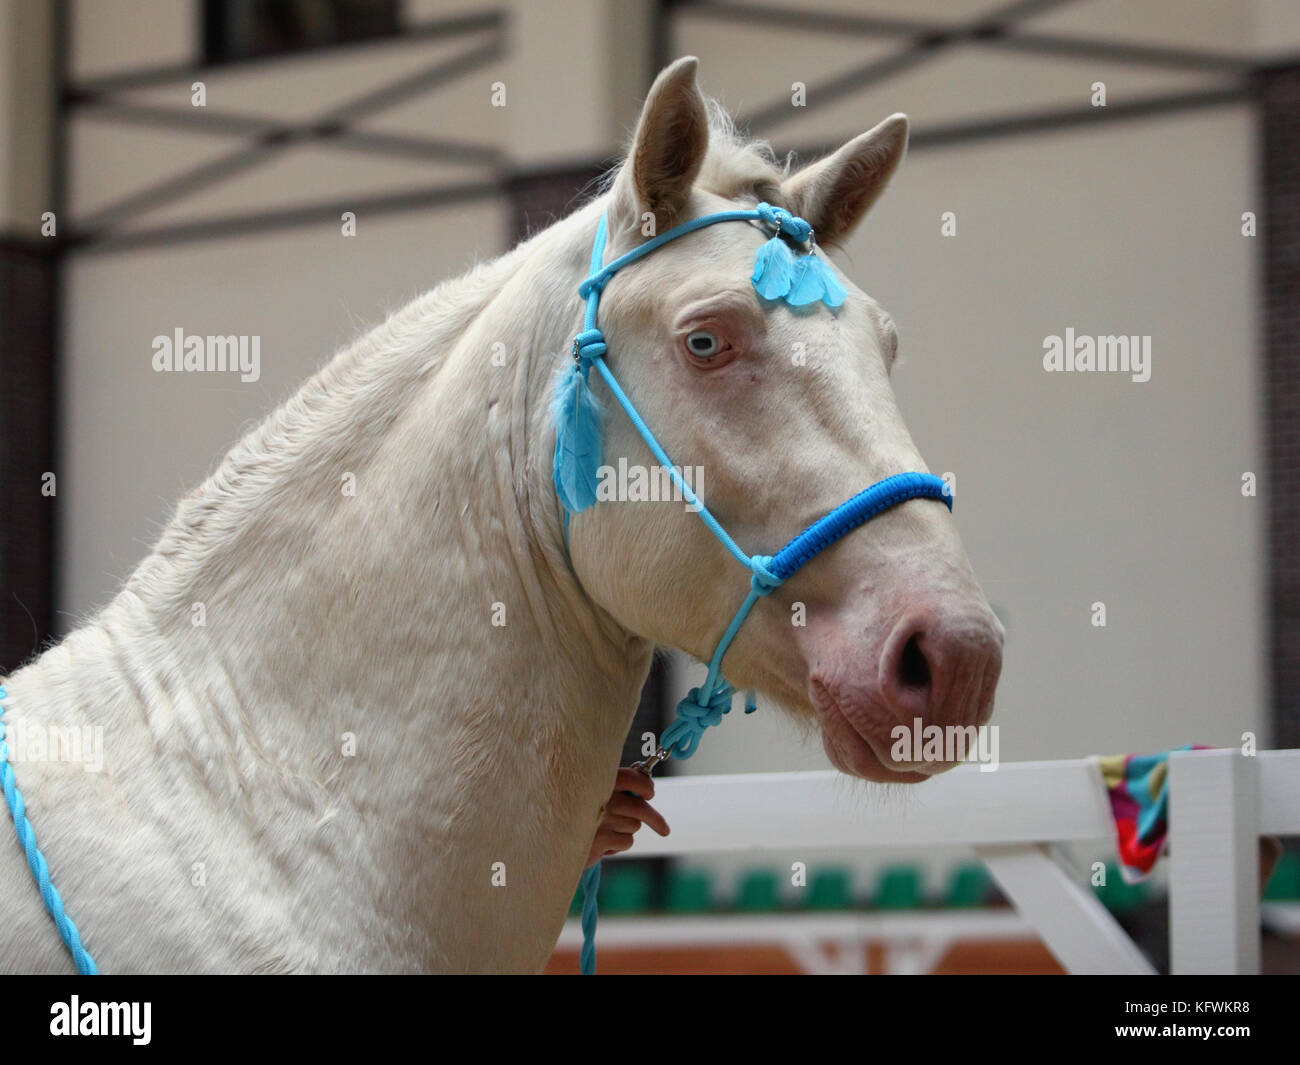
[4,0,1295,795]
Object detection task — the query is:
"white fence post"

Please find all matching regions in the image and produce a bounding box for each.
[976,843,1156,974]
[1168,748,1260,974]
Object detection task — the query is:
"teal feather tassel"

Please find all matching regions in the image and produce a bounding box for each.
[752,238,845,310]
[552,365,603,514]
[751,237,796,301]
[786,255,823,306]
[786,255,847,307]
[818,261,847,308]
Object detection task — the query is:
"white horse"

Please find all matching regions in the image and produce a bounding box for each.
[0,58,1002,973]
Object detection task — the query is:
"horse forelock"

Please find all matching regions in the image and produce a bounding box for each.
[694,99,793,205]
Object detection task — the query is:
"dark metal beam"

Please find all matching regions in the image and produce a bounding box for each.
[674,0,933,40]
[1260,64,1300,750]
[984,30,1256,75]
[2,0,66,666]
[65,81,1257,257]
[325,34,504,125]
[76,135,291,236]
[75,35,505,237]
[0,239,60,671]
[775,82,1251,164]
[882,84,1250,154]
[68,97,504,168]
[68,178,505,255]
[64,9,505,98]
[767,84,1249,170]
[679,0,1255,75]
[738,0,1086,134]
[742,39,952,133]
[653,0,677,74]
[55,0,1267,257]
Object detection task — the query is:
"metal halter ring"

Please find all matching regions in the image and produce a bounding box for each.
[632,746,672,777]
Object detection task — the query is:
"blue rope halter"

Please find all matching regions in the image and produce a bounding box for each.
[0,686,97,973]
[556,204,953,973]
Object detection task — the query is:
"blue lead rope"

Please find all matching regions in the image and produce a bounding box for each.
[562,206,953,973]
[0,686,98,974]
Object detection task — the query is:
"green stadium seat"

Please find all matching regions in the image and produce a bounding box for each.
[735,869,781,912]
[805,867,854,910]
[1264,850,1300,901]
[665,868,713,913]
[943,864,991,908]
[875,865,924,910]
[600,865,653,914]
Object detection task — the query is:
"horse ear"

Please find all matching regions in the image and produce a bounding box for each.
[613,56,709,232]
[781,114,909,248]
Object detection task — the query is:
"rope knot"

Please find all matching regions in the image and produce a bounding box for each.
[577,273,611,299]
[661,684,736,758]
[571,328,607,372]
[679,685,732,727]
[749,554,782,596]
[755,202,813,245]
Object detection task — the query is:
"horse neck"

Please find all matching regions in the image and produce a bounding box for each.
[10,198,649,920]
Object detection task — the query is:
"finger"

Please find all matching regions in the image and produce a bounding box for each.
[605,794,648,818]
[614,767,655,799]
[636,801,670,837]
[603,814,643,834]
[586,833,614,868]
[593,826,629,849]
[586,832,611,866]
[605,795,671,836]
[599,832,636,857]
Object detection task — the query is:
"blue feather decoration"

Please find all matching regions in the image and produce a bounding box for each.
[552,365,604,514]
[786,255,823,306]
[750,237,797,301]
[818,261,847,308]
[787,255,847,307]
[751,237,846,310]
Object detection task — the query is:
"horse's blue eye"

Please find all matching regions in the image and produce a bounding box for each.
[687,330,720,358]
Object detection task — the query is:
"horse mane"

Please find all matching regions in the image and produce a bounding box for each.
[146,94,789,584]
[145,245,530,581]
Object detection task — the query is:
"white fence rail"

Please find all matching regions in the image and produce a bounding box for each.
[585,748,1300,974]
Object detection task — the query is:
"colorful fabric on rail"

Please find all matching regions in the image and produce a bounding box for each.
[1096,746,1209,884]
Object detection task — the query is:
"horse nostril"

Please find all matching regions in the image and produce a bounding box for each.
[898,633,931,691]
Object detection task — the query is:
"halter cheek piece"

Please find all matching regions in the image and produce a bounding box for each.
[554,203,953,973]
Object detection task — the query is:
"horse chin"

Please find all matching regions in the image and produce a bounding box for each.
[811,683,933,784]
